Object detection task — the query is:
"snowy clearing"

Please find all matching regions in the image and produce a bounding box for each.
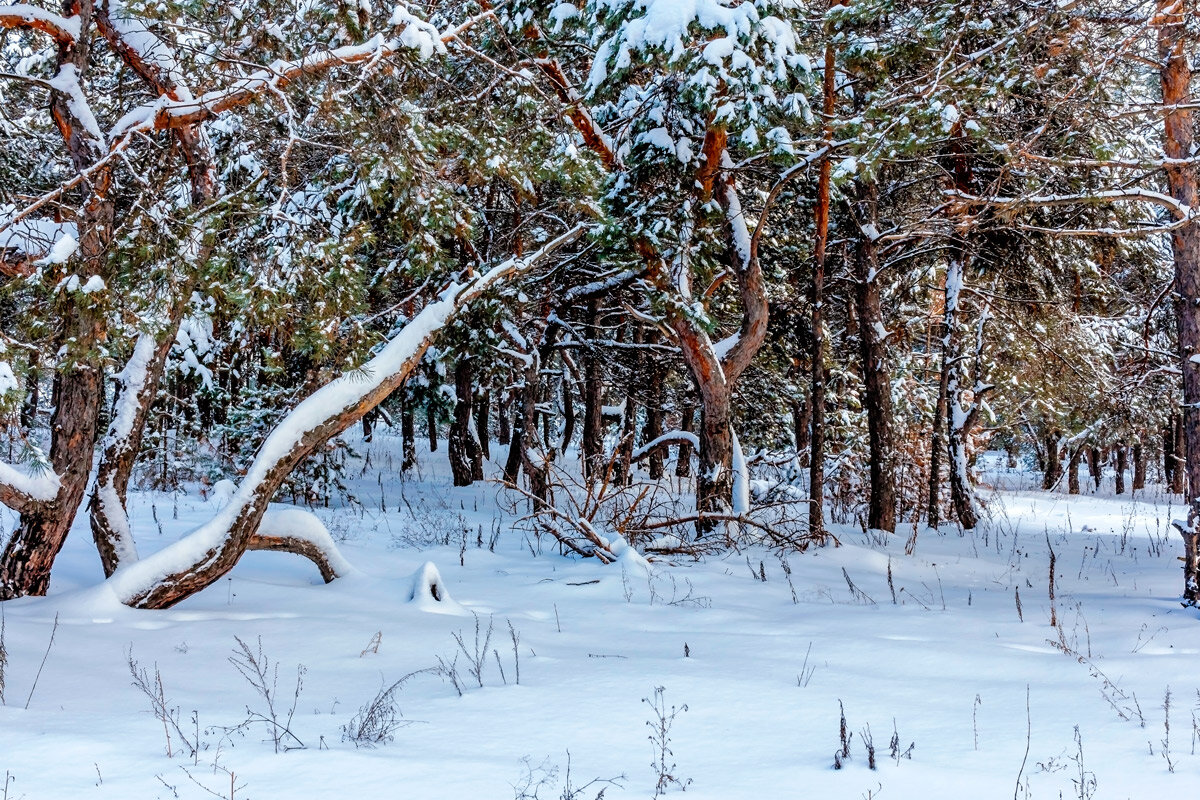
[0,439,1193,800]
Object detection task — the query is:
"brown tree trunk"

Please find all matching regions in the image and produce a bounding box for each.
[1068,446,1082,495]
[475,389,490,460]
[448,357,479,486]
[427,397,439,453]
[792,395,811,469]
[1133,438,1145,491]
[807,28,835,544]
[676,404,695,478]
[401,397,416,471]
[1043,429,1062,490]
[1157,0,1200,601]
[1114,442,1127,495]
[498,394,511,446]
[1165,422,1177,487]
[1173,412,1186,494]
[1088,445,1103,491]
[0,4,114,598]
[582,298,605,482]
[853,179,897,533]
[643,337,666,480]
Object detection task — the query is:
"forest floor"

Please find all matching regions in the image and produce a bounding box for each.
[0,435,1194,799]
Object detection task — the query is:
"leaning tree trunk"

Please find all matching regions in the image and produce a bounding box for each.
[1157,0,1200,602]
[104,229,582,608]
[852,179,897,533]
[1068,446,1082,495]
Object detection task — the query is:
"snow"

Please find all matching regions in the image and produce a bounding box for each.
[3,446,1199,798]
[0,361,15,394]
[0,3,81,40]
[80,274,105,293]
[0,205,77,262]
[47,64,105,145]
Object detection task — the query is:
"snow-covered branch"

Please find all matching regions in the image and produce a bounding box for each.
[0,4,79,44]
[0,460,61,514]
[108,4,497,140]
[948,187,1193,220]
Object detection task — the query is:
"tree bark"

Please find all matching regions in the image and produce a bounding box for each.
[475,389,490,460]
[448,356,479,486]
[852,179,897,533]
[1156,0,1200,601]
[1132,438,1145,491]
[401,397,416,471]
[1114,442,1127,495]
[0,2,114,598]
[1068,446,1082,495]
[676,404,695,478]
[807,28,835,544]
[1088,445,1103,491]
[643,335,666,480]
[582,299,605,482]
[1043,429,1062,490]
[1173,412,1186,494]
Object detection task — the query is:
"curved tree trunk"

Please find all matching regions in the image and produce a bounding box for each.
[104,229,582,608]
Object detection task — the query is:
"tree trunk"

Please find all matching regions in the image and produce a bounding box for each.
[676,404,695,478]
[498,394,511,446]
[643,337,666,480]
[1165,422,1177,487]
[1043,429,1062,490]
[401,397,416,471]
[1133,438,1145,491]
[853,179,896,533]
[1088,445,1103,491]
[792,395,811,469]
[582,297,605,482]
[1114,442,1127,495]
[475,389,490,460]
[1068,446,1082,495]
[807,27,835,544]
[1156,0,1200,601]
[1173,412,1186,494]
[448,357,479,486]
[427,397,438,452]
[0,10,115,598]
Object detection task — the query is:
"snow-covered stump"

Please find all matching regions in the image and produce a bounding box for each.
[1174,513,1200,605]
[406,562,466,613]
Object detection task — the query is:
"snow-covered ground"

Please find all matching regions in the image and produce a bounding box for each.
[0,438,1194,799]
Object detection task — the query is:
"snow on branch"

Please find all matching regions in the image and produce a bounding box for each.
[948,187,1192,221]
[0,3,80,44]
[108,4,488,139]
[0,460,61,514]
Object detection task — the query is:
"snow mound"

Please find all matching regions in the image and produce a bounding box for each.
[407,561,467,614]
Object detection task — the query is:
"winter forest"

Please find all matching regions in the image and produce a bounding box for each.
[1,0,1200,796]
